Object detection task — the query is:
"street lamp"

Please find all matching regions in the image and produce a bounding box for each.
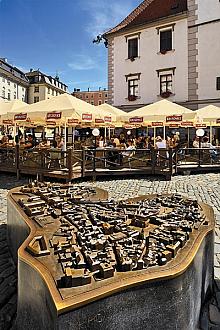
[196,129,205,148]
[196,128,205,166]
[92,128,100,175]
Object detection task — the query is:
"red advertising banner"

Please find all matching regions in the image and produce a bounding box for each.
[82,113,92,121]
[166,115,182,122]
[129,117,143,123]
[95,118,104,123]
[104,116,112,123]
[124,124,134,129]
[2,119,13,125]
[14,113,27,121]
[181,121,194,127]
[195,123,207,128]
[169,124,180,128]
[151,121,164,127]
[67,118,79,124]
[46,120,56,126]
[46,112,62,120]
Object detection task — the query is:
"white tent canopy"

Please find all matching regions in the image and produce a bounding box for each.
[97,103,126,118]
[4,94,116,124]
[125,99,193,122]
[194,105,220,122]
[0,99,28,116]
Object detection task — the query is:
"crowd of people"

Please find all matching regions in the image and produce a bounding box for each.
[0,131,65,151]
[0,130,219,165]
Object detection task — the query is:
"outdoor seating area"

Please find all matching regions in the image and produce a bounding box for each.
[1,95,220,181]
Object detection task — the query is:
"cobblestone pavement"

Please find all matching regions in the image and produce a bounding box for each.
[1,173,220,328]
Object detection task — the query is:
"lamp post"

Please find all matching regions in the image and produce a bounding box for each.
[196,128,205,166]
[92,128,100,177]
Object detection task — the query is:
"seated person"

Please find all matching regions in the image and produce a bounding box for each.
[122,140,135,157]
[24,134,35,149]
[38,139,50,149]
[201,136,217,161]
[0,135,9,147]
[193,137,200,149]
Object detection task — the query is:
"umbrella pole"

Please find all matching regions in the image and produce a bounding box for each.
[64,119,67,152]
[163,125,166,140]
[14,123,17,142]
[104,126,107,143]
[210,124,212,144]
[153,127,156,146]
[188,127,190,148]
[72,126,75,150]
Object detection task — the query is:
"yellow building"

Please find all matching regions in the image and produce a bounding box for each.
[26,69,68,104]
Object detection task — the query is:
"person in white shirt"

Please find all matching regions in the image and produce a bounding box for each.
[201,136,217,160]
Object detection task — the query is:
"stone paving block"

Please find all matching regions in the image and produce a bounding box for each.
[209,304,220,325]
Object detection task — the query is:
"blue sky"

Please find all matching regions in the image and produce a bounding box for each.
[0,0,140,92]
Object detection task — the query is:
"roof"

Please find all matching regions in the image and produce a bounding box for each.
[0,58,29,84]
[105,0,187,36]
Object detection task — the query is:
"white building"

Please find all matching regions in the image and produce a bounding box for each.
[0,58,29,102]
[104,0,220,111]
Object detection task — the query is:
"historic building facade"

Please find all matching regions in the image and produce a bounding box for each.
[0,58,29,102]
[0,58,68,104]
[72,88,108,106]
[26,70,68,104]
[104,0,220,111]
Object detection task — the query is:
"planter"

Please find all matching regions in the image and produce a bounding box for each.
[161,91,172,98]
[128,95,137,101]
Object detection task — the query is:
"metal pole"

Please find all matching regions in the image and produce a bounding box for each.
[64,119,67,152]
[163,125,166,140]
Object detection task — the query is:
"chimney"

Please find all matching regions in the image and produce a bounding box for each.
[88,87,90,92]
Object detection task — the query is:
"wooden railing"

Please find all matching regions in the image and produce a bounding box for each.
[1,145,219,181]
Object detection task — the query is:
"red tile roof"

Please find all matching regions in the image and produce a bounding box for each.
[105,0,187,36]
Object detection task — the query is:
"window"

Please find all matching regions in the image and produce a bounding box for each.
[7,80,10,86]
[56,91,58,96]
[105,100,108,103]
[2,78,5,83]
[22,95,25,101]
[160,74,172,95]
[105,93,108,98]
[48,88,51,94]
[91,94,93,98]
[2,87,5,98]
[52,90,54,96]
[217,77,220,90]
[99,93,102,98]
[128,79,139,97]
[34,86,39,92]
[14,83,16,88]
[91,101,94,105]
[22,87,24,91]
[128,38,138,59]
[34,96,39,103]
[160,29,172,53]
[86,95,88,98]
[14,92,16,99]
[98,100,102,105]
[8,90,11,100]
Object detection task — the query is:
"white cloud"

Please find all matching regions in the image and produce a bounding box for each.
[68,55,97,71]
[81,0,137,37]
